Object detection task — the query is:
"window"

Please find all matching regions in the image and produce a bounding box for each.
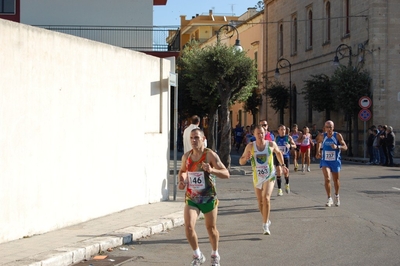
[324,1,331,43]
[278,22,284,57]
[306,8,313,49]
[291,15,298,55]
[344,0,350,35]
[0,0,15,13]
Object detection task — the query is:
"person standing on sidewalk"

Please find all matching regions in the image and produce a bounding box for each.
[274,124,296,196]
[315,120,347,207]
[385,126,395,167]
[239,125,288,235]
[178,128,229,266]
[183,115,207,154]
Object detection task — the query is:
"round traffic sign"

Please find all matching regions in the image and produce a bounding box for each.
[359,96,372,109]
[358,108,372,121]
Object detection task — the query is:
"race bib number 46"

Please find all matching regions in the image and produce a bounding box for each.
[324,151,336,161]
[188,172,206,191]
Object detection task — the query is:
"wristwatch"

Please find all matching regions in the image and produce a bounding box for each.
[280,164,286,167]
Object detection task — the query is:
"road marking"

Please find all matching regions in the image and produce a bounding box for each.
[393,187,400,191]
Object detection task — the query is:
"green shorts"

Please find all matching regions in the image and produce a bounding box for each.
[186,199,218,214]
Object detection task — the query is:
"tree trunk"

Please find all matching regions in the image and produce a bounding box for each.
[207,107,217,151]
[218,95,232,169]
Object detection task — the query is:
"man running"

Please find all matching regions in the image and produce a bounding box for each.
[274,125,296,196]
[315,120,347,207]
[239,125,288,235]
[178,128,229,266]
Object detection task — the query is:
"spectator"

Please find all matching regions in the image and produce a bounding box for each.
[377,125,386,165]
[366,127,375,165]
[385,126,395,167]
[372,129,380,164]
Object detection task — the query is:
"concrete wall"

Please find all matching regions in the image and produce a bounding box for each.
[0,18,171,244]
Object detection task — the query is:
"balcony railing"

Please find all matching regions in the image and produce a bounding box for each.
[35,25,180,52]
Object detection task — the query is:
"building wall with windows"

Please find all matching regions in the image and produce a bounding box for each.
[264,0,400,155]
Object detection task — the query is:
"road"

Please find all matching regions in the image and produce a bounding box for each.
[86,159,400,266]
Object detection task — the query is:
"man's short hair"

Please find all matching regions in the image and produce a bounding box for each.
[191,115,200,125]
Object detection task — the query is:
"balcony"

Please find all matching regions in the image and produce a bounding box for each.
[36,25,180,52]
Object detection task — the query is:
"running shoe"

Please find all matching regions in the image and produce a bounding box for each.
[277,189,283,196]
[294,163,298,172]
[302,165,305,173]
[326,197,333,207]
[335,196,340,207]
[285,184,290,194]
[211,255,220,266]
[307,166,310,172]
[190,253,206,266]
[263,220,271,235]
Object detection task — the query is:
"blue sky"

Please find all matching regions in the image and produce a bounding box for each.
[153,0,260,27]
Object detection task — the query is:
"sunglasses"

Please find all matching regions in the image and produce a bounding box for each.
[261,124,268,127]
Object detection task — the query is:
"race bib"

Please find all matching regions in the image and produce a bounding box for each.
[188,172,206,191]
[324,151,336,161]
[278,145,289,154]
[256,165,270,180]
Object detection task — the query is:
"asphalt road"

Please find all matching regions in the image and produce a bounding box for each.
[91,159,400,266]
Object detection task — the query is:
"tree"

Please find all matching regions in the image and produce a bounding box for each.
[264,80,289,124]
[243,87,263,125]
[179,41,257,168]
[302,74,336,121]
[330,65,371,156]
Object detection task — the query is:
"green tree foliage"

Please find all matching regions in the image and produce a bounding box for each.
[264,80,289,124]
[330,65,371,115]
[243,87,263,125]
[302,74,336,120]
[178,41,257,168]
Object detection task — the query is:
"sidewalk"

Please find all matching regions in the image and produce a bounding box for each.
[341,155,400,166]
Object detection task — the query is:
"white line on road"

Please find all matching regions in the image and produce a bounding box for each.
[392,187,400,191]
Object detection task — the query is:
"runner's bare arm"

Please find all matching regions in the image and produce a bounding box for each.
[178,154,188,190]
[203,151,230,179]
[315,133,323,159]
[335,133,348,151]
[239,143,252,165]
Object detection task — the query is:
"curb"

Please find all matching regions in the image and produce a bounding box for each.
[4,211,185,266]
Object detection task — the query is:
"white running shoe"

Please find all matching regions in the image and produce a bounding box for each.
[277,189,283,196]
[190,253,206,266]
[326,197,333,207]
[211,255,220,266]
[263,220,271,235]
[335,196,340,207]
[307,166,310,172]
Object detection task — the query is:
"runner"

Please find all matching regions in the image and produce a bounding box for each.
[299,126,313,172]
[290,124,302,172]
[239,125,288,235]
[178,128,230,266]
[315,120,348,207]
[274,125,296,196]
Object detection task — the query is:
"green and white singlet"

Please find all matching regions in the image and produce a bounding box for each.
[250,141,276,189]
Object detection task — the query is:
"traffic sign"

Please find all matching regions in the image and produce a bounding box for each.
[359,96,372,109]
[358,108,372,121]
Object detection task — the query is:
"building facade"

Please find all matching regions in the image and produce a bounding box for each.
[264,0,399,156]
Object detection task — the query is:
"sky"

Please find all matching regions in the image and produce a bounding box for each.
[153,0,260,27]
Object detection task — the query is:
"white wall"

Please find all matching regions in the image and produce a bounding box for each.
[20,0,152,26]
[0,18,171,244]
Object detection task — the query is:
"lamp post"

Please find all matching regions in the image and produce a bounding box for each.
[275,58,292,127]
[333,43,353,156]
[217,24,243,52]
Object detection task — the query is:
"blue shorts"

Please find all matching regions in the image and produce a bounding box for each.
[320,160,341,173]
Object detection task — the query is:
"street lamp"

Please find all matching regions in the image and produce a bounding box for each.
[333,43,352,67]
[275,58,292,127]
[333,43,353,156]
[217,24,243,52]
